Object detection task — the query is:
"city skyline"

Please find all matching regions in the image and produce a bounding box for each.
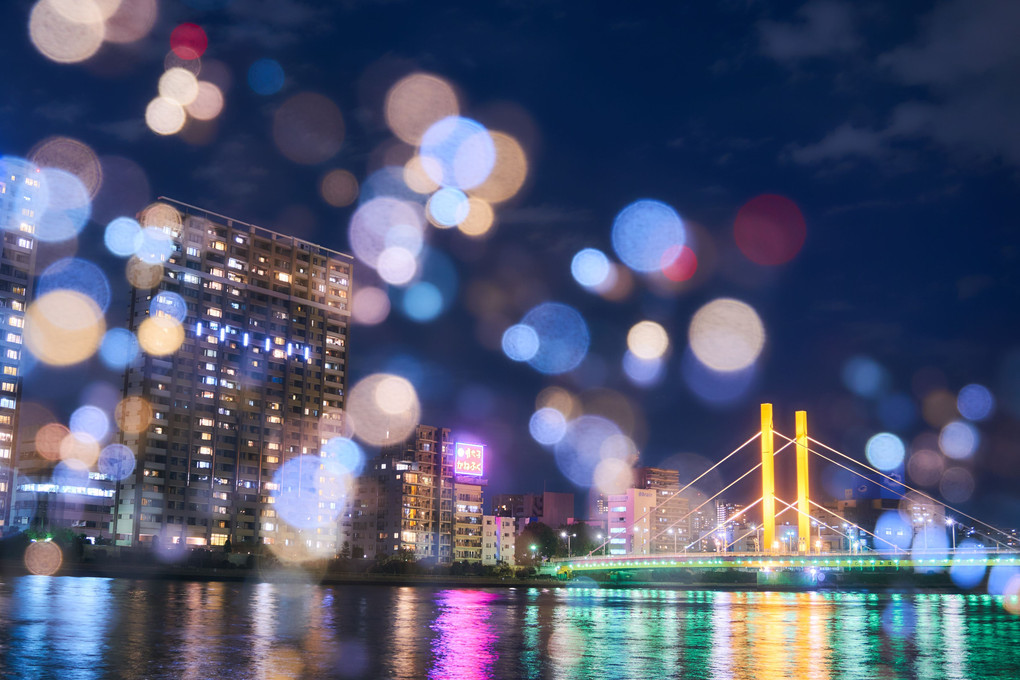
[0,0,1017,531]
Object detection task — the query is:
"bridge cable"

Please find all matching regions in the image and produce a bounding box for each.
[590,430,764,556]
[667,438,798,551]
[776,431,1015,545]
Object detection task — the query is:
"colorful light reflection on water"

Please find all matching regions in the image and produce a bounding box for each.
[2,579,1020,679]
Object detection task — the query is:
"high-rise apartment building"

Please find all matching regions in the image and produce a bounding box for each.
[113,199,352,552]
[634,466,690,554]
[342,425,454,563]
[0,158,41,529]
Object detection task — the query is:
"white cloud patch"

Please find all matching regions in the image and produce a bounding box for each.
[788,123,886,164]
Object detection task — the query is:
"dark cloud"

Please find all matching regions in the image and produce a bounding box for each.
[758,0,859,61]
[779,0,1020,169]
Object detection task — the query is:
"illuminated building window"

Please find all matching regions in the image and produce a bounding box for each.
[277,272,291,283]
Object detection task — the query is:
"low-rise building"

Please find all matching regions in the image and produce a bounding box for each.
[482,515,515,565]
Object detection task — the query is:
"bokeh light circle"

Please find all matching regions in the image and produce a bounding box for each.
[501,324,539,362]
[376,247,418,286]
[660,244,698,282]
[248,58,285,95]
[520,303,590,375]
[170,22,207,60]
[950,540,987,589]
[571,248,611,288]
[125,257,164,289]
[939,421,978,460]
[98,443,136,481]
[842,356,888,398]
[185,82,225,121]
[99,327,139,370]
[468,131,528,204]
[688,298,765,372]
[24,291,105,366]
[159,67,200,106]
[346,373,420,447]
[69,405,110,442]
[115,396,152,434]
[957,384,994,422]
[611,199,685,273]
[137,316,184,356]
[146,97,186,136]
[321,437,366,475]
[940,467,975,503]
[402,282,443,322]
[136,227,174,264]
[149,291,187,322]
[419,116,496,190]
[320,169,359,207]
[385,73,459,145]
[37,257,110,312]
[24,541,63,576]
[427,188,470,227]
[865,432,906,471]
[29,136,102,199]
[37,168,91,242]
[29,0,105,64]
[351,287,390,325]
[272,455,350,531]
[457,198,495,237]
[627,321,669,360]
[104,217,143,257]
[273,92,345,165]
[553,415,626,488]
[348,197,423,270]
[733,194,806,266]
[529,407,567,446]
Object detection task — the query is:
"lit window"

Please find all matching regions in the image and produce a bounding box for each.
[277,272,291,283]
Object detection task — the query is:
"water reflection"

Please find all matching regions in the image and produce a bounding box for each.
[1,578,1020,679]
[429,590,498,680]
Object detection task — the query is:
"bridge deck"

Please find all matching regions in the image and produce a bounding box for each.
[552,550,1020,571]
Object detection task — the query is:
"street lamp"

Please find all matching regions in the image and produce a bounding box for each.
[596,533,605,555]
[668,528,677,553]
[530,543,538,562]
[560,531,576,557]
[946,517,956,551]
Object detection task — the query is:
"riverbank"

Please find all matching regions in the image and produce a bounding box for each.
[0,557,974,592]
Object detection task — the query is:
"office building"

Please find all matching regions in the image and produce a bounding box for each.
[634,466,689,554]
[491,491,574,532]
[0,158,41,530]
[606,488,656,555]
[113,199,352,553]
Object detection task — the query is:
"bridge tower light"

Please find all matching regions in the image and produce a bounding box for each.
[761,403,776,552]
[796,410,811,552]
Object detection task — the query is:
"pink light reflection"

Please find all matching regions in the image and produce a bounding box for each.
[429,590,499,680]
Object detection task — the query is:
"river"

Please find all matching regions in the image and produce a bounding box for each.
[0,576,1018,678]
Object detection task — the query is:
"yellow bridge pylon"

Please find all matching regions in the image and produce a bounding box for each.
[761,404,812,552]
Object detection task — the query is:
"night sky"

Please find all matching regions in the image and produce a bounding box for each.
[3,0,1019,525]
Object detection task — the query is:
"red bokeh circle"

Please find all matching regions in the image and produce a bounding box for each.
[733,194,806,266]
[170,23,207,60]
[660,244,698,282]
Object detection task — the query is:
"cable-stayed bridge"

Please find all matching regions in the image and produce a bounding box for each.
[545,404,1019,584]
